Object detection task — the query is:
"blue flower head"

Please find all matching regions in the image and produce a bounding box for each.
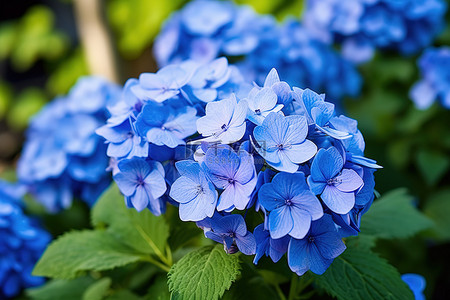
[18,76,121,212]
[169,160,218,221]
[410,47,450,109]
[0,180,51,298]
[204,214,256,255]
[253,112,317,173]
[259,172,323,239]
[308,147,364,214]
[202,145,257,211]
[113,158,167,214]
[288,215,346,276]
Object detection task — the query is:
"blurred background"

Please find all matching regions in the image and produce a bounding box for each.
[1,0,449,298]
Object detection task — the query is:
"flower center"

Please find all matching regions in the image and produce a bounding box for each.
[255,109,261,115]
[308,236,315,243]
[327,177,342,186]
[136,177,145,186]
[285,199,293,206]
[227,178,236,184]
[196,185,204,195]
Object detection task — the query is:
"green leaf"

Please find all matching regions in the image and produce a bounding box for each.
[146,275,170,300]
[416,149,450,186]
[7,87,47,130]
[105,290,143,300]
[315,247,414,300]
[360,189,433,239]
[424,189,450,241]
[33,230,143,279]
[92,183,169,257]
[168,245,241,300]
[83,277,112,300]
[27,277,95,300]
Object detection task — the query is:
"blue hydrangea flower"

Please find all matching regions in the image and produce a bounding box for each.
[288,215,346,276]
[196,94,247,144]
[307,147,364,214]
[402,273,426,300]
[18,76,121,212]
[113,158,166,214]
[0,180,51,298]
[253,112,317,173]
[304,0,447,63]
[203,214,256,255]
[169,160,218,221]
[202,145,257,211]
[410,47,450,109]
[259,172,323,239]
[245,86,284,125]
[253,224,290,264]
[135,102,198,148]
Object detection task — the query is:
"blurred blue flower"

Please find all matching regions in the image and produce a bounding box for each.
[18,76,121,212]
[0,180,51,299]
[410,47,450,109]
[253,112,317,173]
[253,223,290,264]
[202,145,257,211]
[402,273,426,300]
[304,0,447,63]
[169,160,218,221]
[259,172,323,239]
[113,158,166,214]
[288,215,346,276]
[204,214,256,255]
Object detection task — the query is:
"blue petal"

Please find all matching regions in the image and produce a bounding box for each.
[289,208,312,239]
[213,214,247,236]
[308,243,334,275]
[335,169,364,192]
[269,205,293,239]
[322,185,355,214]
[287,238,310,276]
[169,176,200,204]
[264,68,280,87]
[283,140,317,164]
[236,232,257,255]
[315,231,346,260]
[131,185,151,212]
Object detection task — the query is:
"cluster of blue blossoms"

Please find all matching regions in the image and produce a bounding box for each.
[410,47,450,109]
[103,57,381,276]
[304,0,447,63]
[18,77,121,212]
[154,0,361,100]
[0,180,51,298]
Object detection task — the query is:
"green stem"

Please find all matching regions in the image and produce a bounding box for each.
[288,274,299,300]
[274,284,287,300]
[165,243,173,266]
[135,225,171,266]
[142,256,171,273]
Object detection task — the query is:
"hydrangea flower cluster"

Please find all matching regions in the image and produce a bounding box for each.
[18,76,121,212]
[154,0,361,100]
[0,180,51,298]
[410,47,450,109]
[304,0,447,63]
[104,58,381,276]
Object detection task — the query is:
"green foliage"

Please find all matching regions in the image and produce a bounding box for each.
[0,81,12,118]
[106,0,186,58]
[83,277,113,300]
[314,246,414,300]
[7,87,47,130]
[416,148,450,186]
[424,189,450,241]
[168,245,241,300]
[27,277,95,300]
[92,183,170,257]
[361,189,433,239]
[146,275,171,300]
[33,230,144,279]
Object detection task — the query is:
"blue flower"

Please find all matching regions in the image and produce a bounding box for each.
[307,147,364,214]
[202,145,257,211]
[402,273,426,300]
[253,112,317,173]
[18,76,120,212]
[410,47,450,109]
[288,215,346,276]
[259,172,323,239]
[245,86,284,125]
[135,102,198,148]
[169,160,218,221]
[253,224,290,264]
[204,214,256,255]
[0,180,51,298]
[113,158,167,214]
[304,0,447,63]
[248,168,276,211]
[196,94,247,144]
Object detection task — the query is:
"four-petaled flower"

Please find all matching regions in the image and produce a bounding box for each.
[288,215,346,276]
[245,86,284,125]
[307,147,364,214]
[113,158,166,214]
[204,214,256,255]
[253,112,317,173]
[169,160,218,221]
[196,94,247,144]
[259,172,323,239]
[202,145,257,211]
